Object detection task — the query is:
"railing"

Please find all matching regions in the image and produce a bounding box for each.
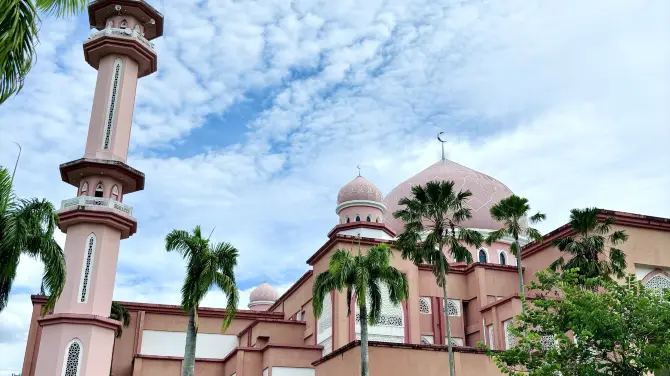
[88,27,154,50]
[61,196,133,216]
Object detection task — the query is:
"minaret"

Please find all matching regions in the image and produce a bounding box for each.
[33,1,163,375]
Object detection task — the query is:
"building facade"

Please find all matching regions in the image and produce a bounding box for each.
[19,1,670,375]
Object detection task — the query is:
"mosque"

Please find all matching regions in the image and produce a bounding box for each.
[18,0,670,375]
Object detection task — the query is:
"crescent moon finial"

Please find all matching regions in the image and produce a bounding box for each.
[356,165,361,176]
[437,132,446,160]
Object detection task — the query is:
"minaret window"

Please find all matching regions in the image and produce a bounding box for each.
[375,217,380,223]
[346,217,350,223]
[94,183,104,198]
[478,249,488,263]
[62,339,83,376]
[499,251,507,265]
[120,19,128,28]
[366,215,371,222]
[355,215,361,222]
[79,234,96,303]
[102,58,123,150]
[111,185,119,201]
[80,182,88,196]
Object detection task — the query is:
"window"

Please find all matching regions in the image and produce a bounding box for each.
[540,335,555,350]
[504,320,516,349]
[111,185,119,201]
[79,234,96,302]
[487,325,495,350]
[62,339,82,376]
[419,297,431,314]
[120,19,127,28]
[95,183,104,198]
[645,274,670,297]
[421,335,434,345]
[355,215,361,222]
[346,216,350,223]
[80,182,88,195]
[102,58,123,149]
[448,337,464,346]
[317,294,333,356]
[355,284,404,344]
[445,299,460,317]
[478,249,488,263]
[375,217,380,223]
[499,251,507,265]
[366,215,371,222]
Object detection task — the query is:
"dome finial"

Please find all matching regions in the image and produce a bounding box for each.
[357,164,361,177]
[437,132,446,161]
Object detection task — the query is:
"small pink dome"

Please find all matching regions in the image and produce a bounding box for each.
[337,176,383,205]
[249,282,278,303]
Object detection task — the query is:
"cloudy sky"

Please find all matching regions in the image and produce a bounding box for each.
[1,0,669,373]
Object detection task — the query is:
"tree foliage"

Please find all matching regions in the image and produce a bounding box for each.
[484,269,670,376]
[0,0,87,104]
[0,165,65,314]
[109,301,131,338]
[550,208,628,283]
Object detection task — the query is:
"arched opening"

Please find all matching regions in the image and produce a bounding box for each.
[355,215,361,222]
[366,215,371,222]
[355,284,405,343]
[94,183,104,198]
[346,217,350,223]
[62,338,83,376]
[499,251,507,265]
[80,182,88,196]
[111,185,119,201]
[375,217,380,223]
[478,249,488,263]
[120,19,128,28]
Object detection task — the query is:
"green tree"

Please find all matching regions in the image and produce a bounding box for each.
[393,180,483,376]
[550,208,628,283]
[483,269,670,376]
[109,301,131,338]
[486,195,545,314]
[312,243,409,376]
[166,226,239,376]
[0,166,65,314]
[1,0,87,104]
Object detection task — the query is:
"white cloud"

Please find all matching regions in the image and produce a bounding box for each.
[1,0,669,374]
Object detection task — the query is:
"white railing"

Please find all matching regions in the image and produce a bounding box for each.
[88,27,154,50]
[61,196,133,216]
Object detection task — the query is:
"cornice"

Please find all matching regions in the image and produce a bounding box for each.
[335,200,386,214]
[268,270,313,312]
[326,222,397,239]
[236,318,307,338]
[38,313,122,332]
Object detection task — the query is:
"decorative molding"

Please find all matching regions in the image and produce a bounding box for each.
[335,200,386,214]
[38,313,122,332]
[59,158,145,193]
[326,222,397,239]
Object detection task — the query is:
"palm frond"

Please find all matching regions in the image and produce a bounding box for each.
[485,228,508,246]
[0,0,38,105]
[214,272,238,332]
[312,272,337,318]
[367,279,382,325]
[529,212,546,224]
[35,0,86,16]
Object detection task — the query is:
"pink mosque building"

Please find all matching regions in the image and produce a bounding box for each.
[19,0,670,375]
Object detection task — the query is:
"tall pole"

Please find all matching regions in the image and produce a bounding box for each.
[10,141,21,185]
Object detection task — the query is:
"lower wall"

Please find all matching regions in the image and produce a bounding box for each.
[315,343,502,376]
[140,330,238,359]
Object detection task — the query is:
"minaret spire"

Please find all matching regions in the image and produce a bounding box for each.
[357,164,361,177]
[437,131,447,161]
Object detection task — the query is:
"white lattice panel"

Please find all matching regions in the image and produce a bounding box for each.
[419,297,431,314]
[355,284,404,342]
[317,295,333,345]
[444,299,461,317]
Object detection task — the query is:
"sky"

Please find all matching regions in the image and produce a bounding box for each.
[0,0,669,374]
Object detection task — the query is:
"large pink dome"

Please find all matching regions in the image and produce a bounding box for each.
[383,160,514,234]
[337,176,383,204]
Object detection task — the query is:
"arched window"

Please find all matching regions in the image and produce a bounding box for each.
[375,217,380,223]
[478,249,488,263]
[62,339,83,376]
[102,58,123,150]
[94,183,104,198]
[366,215,371,222]
[355,284,404,343]
[499,251,507,265]
[445,299,460,316]
[111,185,119,201]
[419,297,431,314]
[355,215,361,222]
[346,217,350,223]
[79,234,96,303]
[120,19,128,28]
[645,273,670,297]
[80,182,88,196]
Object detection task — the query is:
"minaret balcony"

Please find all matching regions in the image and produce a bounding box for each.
[57,197,137,239]
[60,196,133,216]
[89,27,154,50]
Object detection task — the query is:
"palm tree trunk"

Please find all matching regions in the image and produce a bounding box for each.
[182,307,197,376]
[442,273,455,376]
[359,303,369,376]
[514,237,526,315]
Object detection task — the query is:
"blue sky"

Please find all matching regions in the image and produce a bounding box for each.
[1,0,669,374]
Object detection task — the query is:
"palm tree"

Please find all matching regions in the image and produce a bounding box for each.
[0,166,65,314]
[108,301,131,376]
[312,242,408,376]
[485,195,545,314]
[165,226,239,376]
[393,180,483,376]
[550,208,628,283]
[1,0,87,104]
[109,301,131,337]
